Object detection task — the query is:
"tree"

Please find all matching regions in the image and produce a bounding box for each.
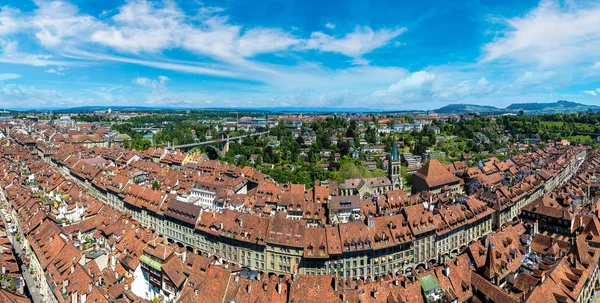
[151,180,161,190]
[339,141,350,157]
[365,127,377,144]
[264,146,275,163]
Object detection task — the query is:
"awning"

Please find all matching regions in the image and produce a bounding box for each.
[140,254,162,271]
[419,274,439,292]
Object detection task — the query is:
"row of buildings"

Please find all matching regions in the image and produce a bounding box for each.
[0,119,598,303]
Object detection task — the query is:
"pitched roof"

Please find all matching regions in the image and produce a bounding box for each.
[414,159,460,188]
[482,241,498,280]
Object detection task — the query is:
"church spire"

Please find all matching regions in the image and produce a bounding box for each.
[483,240,498,281]
[391,136,398,161]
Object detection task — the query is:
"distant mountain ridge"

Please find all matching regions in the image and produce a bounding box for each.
[434,104,501,114]
[434,100,599,114]
[2,100,598,114]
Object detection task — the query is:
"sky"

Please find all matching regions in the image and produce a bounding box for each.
[1,0,600,110]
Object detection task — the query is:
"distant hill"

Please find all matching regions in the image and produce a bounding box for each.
[505,100,598,113]
[5,100,598,114]
[50,106,181,113]
[434,103,501,114]
[434,100,598,115]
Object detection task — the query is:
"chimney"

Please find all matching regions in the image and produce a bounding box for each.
[277,282,282,294]
[263,282,268,291]
[373,287,378,299]
[247,284,252,294]
[333,276,338,292]
[444,263,450,277]
[71,264,75,274]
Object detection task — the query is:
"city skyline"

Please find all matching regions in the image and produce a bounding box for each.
[1,0,600,109]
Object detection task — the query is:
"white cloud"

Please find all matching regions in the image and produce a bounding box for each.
[305,26,406,63]
[0,39,69,66]
[0,83,61,107]
[436,77,492,100]
[387,71,435,95]
[63,49,240,78]
[325,22,336,30]
[372,70,494,106]
[514,71,556,88]
[44,67,68,75]
[91,0,182,53]
[351,57,370,65]
[133,75,170,90]
[32,0,103,48]
[0,0,407,86]
[0,6,22,35]
[237,28,299,57]
[0,73,20,81]
[583,88,600,96]
[482,0,600,66]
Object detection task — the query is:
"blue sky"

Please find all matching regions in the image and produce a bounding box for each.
[0,0,600,110]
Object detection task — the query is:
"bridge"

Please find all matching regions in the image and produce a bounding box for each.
[165,131,270,153]
[132,127,163,134]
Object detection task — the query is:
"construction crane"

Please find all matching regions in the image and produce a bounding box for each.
[230,112,239,123]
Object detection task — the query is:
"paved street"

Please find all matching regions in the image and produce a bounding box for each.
[1,192,44,303]
[13,239,44,303]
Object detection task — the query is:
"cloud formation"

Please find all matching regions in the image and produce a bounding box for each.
[583,88,600,96]
[133,75,170,91]
[482,0,600,66]
[0,0,598,109]
[305,26,406,64]
[0,73,20,81]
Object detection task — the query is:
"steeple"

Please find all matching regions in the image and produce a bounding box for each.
[388,136,402,189]
[391,137,399,161]
[483,240,498,281]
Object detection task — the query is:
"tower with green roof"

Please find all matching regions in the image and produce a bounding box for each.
[388,137,402,189]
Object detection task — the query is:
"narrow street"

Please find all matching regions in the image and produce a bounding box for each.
[0,191,44,303]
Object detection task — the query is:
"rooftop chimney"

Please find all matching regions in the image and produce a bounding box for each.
[333,276,338,292]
